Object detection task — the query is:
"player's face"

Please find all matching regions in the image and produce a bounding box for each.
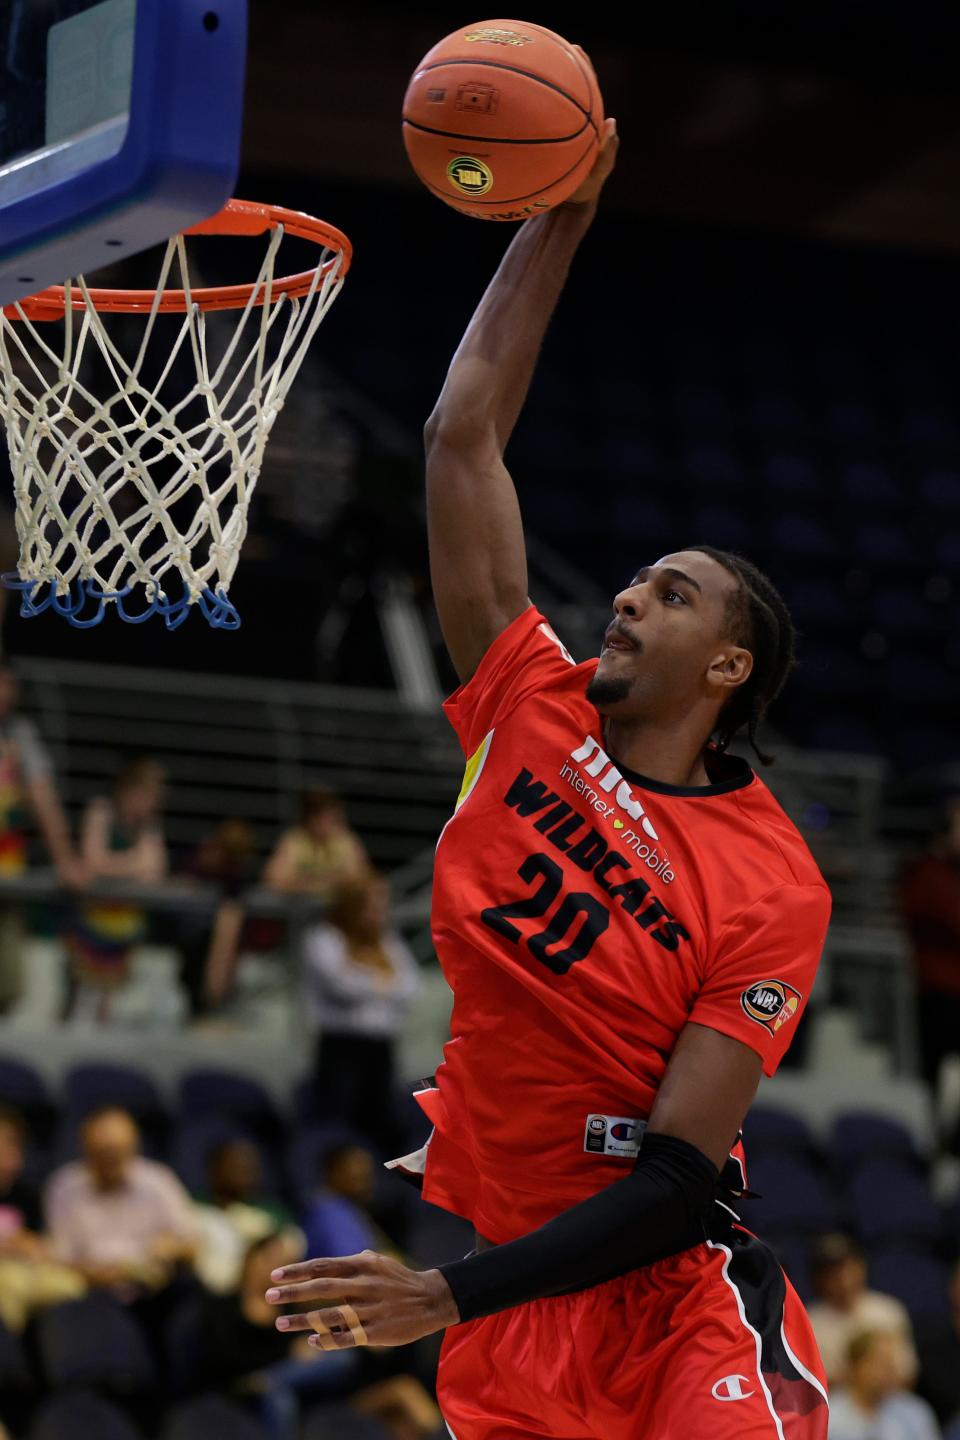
[587,551,751,721]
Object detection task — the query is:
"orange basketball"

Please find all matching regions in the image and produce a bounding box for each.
[402,19,604,221]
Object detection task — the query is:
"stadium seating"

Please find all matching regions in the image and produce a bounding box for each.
[868,1251,954,1325]
[740,1155,839,1236]
[849,1164,943,1248]
[34,1294,156,1394]
[30,1392,145,1440]
[178,1070,281,1137]
[831,1112,926,1171]
[163,1395,273,1440]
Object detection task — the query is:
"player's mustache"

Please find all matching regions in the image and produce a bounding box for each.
[604,620,642,652]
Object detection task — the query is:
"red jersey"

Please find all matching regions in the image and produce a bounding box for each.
[414,606,831,1245]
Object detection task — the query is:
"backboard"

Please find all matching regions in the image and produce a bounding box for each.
[0,0,247,308]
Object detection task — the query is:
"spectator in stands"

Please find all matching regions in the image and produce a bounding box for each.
[193,1138,296,1294]
[0,1105,85,1329]
[899,793,960,1118]
[65,757,168,1022]
[263,786,368,901]
[808,1233,918,1388]
[0,663,85,1012]
[200,1229,358,1438]
[828,1330,940,1440]
[305,871,420,1153]
[301,1141,402,1264]
[201,1231,442,1440]
[916,1258,960,1428]
[44,1106,197,1303]
[177,818,266,1017]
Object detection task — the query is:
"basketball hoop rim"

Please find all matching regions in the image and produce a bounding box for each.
[2,199,353,322]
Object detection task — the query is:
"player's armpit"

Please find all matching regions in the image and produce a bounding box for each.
[645,1021,764,1172]
[424,426,530,683]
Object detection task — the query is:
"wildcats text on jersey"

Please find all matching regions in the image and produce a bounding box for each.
[494,765,691,959]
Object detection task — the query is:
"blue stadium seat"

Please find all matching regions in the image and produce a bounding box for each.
[682,444,748,491]
[742,1106,819,1161]
[900,408,958,448]
[610,496,676,548]
[840,461,900,504]
[165,1294,205,1399]
[866,587,937,639]
[303,1405,393,1440]
[750,397,807,436]
[761,453,821,498]
[739,1156,839,1235]
[850,1164,942,1247]
[30,1393,145,1440]
[877,653,949,703]
[601,433,664,481]
[0,1314,31,1393]
[690,506,752,550]
[828,405,883,444]
[806,714,885,755]
[171,1115,283,1198]
[292,1077,323,1127]
[797,643,871,700]
[767,1235,814,1302]
[179,1070,281,1136]
[868,1250,952,1324]
[674,384,734,433]
[771,514,841,560]
[935,530,960,571]
[831,1114,925,1171]
[163,1396,272,1440]
[65,1063,166,1123]
[784,577,852,630]
[35,1294,156,1392]
[0,1057,57,1139]
[287,1123,372,1209]
[855,523,916,567]
[921,468,960,510]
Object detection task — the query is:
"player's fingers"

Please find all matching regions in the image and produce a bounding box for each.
[301,1305,370,1350]
[267,1250,377,1293]
[266,1275,375,1306]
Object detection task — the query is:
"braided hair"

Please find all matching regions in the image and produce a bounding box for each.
[687,545,796,765]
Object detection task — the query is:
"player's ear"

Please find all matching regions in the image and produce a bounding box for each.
[706,646,753,696]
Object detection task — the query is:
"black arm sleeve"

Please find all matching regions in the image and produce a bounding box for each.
[438,1131,719,1324]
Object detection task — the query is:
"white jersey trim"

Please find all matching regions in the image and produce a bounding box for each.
[706,1239,787,1440]
[780,1319,830,1409]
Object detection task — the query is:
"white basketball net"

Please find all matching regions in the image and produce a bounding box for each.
[0,223,346,628]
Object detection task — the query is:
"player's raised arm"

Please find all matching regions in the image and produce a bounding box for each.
[424,120,619,683]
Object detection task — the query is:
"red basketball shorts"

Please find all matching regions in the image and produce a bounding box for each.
[437,1222,829,1440]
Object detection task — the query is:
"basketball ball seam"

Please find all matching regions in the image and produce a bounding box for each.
[419,131,598,207]
[409,58,598,129]
[566,43,600,118]
[402,118,591,146]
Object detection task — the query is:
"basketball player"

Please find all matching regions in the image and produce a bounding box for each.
[266,119,832,1439]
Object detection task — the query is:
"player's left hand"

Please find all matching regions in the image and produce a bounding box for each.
[265,1249,461,1350]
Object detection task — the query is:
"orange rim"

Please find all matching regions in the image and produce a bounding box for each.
[3,199,353,322]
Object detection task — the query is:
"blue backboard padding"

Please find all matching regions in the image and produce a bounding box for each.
[0,0,247,307]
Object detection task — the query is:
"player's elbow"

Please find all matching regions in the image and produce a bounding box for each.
[424,407,497,456]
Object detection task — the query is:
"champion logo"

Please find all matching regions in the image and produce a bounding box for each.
[711,1375,754,1401]
[569,736,659,840]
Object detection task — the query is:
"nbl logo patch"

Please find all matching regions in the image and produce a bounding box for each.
[584,1113,644,1158]
[446,157,494,196]
[741,980,802,1034]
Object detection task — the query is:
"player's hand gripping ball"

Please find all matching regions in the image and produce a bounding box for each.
[402,19,605,220]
